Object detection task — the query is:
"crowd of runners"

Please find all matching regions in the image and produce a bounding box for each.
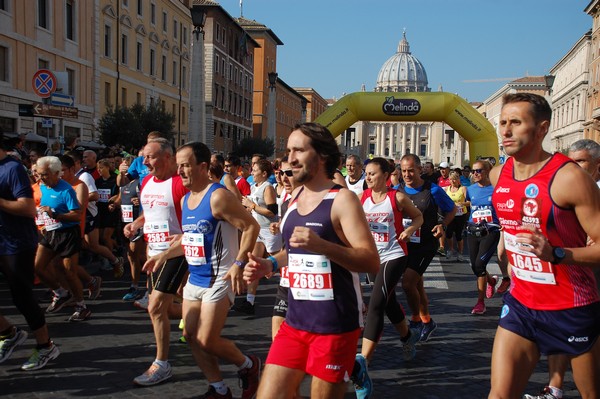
[0,93,599,399]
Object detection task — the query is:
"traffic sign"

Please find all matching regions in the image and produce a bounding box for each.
[19,104,34,117]
[42,118,53,128]
[32,69,57,98]
[32,102,78,119]
[50,92,74,107]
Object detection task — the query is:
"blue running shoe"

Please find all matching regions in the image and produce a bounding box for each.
[402,328,421,361]
[409,320,423,336]
[420,319,437,342]
[352,354,372,399]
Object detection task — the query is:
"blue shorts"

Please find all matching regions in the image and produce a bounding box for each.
[499,292,600,356]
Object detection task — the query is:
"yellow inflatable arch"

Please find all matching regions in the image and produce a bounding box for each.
[314,92,499,164]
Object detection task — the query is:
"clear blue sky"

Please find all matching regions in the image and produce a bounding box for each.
[217,0,592,102]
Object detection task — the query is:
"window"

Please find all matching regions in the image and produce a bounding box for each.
[183,27,187,45]
[104,82,111,106]
[38,0,48,29]
[38,59,49,69]
[136,0,142,16]
[66,68,75,96]
[122,0,128,6]
[182,66,186,89]
[0,46,7,82]
[136,92,141,104]
[0,0,7,11]
[173,20,178,39]
[150,3,155,25]
[121,34,128,64]
[216,24,220,42]
[162,11,167,32]
[172,60,177,85]
[150,49,156,75]
[121,87,127,107]
[66,0,74,40]
[136,42,142,70]
[104,25,111,57]
[161,55,166,80]
[215,55,219,73]
[181,107,186,125]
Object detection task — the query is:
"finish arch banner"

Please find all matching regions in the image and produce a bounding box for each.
[314,92,499,164]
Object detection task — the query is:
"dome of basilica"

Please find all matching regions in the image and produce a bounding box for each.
[376,32,430,92]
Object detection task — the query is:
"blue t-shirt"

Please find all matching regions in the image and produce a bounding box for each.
[0,156,37,254]
[466,183,498,224]
[460,176,472,187]
[40,179,80,229]
[127,156,149,184]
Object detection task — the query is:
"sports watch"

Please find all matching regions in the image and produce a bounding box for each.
[551,247,566,264]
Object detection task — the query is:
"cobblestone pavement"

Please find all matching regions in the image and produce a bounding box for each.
[0,254,579,398]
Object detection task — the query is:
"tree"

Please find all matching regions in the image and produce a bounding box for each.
[232,137,274,158]
[98,102,175,151]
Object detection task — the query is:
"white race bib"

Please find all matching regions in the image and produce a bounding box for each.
[182,232,206,266]
[121,204,134,223]
[144,221,170,255]
[403,218,421,243]
[98,189,111,203]
[288,254,333,301]
[504,231,556,285]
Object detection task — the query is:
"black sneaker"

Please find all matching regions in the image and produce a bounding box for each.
[68,305,91,322]
[420,319,437,342]
[232,300,255,315]
[88,276,102,300]
[46,294,75,313]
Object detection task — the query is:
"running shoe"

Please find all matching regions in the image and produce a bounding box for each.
[99,257,113,271]
[486,275,498,299]
[122,287,143,301]
[402,328,420,361]
[445,250,454,261]
[113,256,125,278]
[88,276,102,300]
[457,253,464,262]
[523,386,558,399]
[420,319,437,342]
[133,361,172,386]
[238,354,261,399]
[0,328,27,363]
[437,247,446,256]
[352,354,372,399]
[199,386,233,399]
[232,300,255,315]
[68,305,91,322]
[46,293,75,313]
[134,292,149,310]
[497,277,511,294]
[409,319,423,337]
[21,341,59,371]
[471,300,486,315]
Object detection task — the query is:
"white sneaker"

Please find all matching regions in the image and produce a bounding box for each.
[133,361,172,386]
[445,250,454,261]
[134,292,149,310]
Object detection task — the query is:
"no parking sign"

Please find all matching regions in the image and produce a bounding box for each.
[32,69,57,98]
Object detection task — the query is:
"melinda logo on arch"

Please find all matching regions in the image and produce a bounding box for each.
[382,97,421,116]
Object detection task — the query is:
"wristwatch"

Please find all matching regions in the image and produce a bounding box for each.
[551,246,566,264]
[233,260,247,268]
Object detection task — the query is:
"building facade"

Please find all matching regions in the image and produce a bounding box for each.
[584,0,600,143]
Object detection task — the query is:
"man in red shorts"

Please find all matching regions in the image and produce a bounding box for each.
[244,123,379,398]
[489,93,600,399]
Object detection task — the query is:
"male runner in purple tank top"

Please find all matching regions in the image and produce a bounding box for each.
[244,123,379,399]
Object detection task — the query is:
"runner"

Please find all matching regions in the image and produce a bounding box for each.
[444,171,468,262]
[465,160,501,315]
[398,154,456,341]
[0,138,59,370]
[489,93,600,398]
[124,138,189,386]
[144,141,261,399]
[243,122,379,399]
[345,154,367,197]
[354,157,423,398]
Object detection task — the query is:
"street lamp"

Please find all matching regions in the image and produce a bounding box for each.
[267,72,278,143]
[544,74,556,95]
[189,4,208,145]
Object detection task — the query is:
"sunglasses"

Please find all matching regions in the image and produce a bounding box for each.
[472,168,484,174]
[279,169,293,177]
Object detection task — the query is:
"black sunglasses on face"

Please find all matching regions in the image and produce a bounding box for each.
[472,169,484,174]
[279,169,293,177]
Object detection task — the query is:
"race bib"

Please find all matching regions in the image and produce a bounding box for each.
[98,189,111,203]
[472,209,493,224]
[182,232,206,266]
[369,221,389,247]
[279,266,289,288]
[504,231,556,285]
[288,254,333,301]
[40,210,62,231]
[403,218,421,243]
[35,207,46,226]
[121,204,134,223]
[144,221,170,255]
[456,204,465,216]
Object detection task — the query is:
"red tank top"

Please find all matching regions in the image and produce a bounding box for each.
[493,153,599,310]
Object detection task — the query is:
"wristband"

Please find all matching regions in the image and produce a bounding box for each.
[267,255,278,273]
[233,260,246,268]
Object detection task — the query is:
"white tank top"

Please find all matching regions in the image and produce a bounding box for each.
[361,189,406,262]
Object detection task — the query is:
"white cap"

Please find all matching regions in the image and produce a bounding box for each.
[439,162,449,168]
